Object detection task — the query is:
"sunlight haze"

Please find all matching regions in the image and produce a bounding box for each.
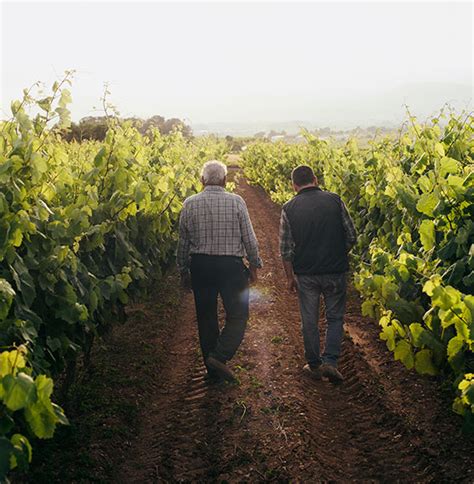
[1,1,473,132]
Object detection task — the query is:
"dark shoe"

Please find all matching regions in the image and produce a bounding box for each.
[206,356,236,382]
[204,371,224,384]
[320,363,343,384]
[303,363,322,380]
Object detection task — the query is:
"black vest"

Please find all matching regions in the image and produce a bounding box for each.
[283,187,348,275]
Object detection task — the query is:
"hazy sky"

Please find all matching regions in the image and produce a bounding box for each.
[1,1,473,127]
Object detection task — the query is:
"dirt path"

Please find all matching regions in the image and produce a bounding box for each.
[117,174,473,482]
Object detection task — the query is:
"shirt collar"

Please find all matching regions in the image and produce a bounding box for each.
[297,186,321,195]
[204,185,225,192]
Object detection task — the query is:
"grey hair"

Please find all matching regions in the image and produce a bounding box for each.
[201,160,228,185]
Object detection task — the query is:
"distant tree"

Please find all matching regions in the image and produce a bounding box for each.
[268,130,287,138]
[61,116,108,142]
[140,115,164,133]
[62,114,192,142]
[225,135,254,153]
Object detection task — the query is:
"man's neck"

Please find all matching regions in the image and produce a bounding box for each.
[204,184,225,190]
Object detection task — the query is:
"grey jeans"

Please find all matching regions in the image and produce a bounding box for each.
[296,272,348,368]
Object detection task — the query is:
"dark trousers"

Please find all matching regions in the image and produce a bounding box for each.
[190,254,249,367]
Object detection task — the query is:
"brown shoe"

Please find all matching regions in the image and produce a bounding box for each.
[320,363,343,384]
[303,363,322,380]
[206,356,236,382]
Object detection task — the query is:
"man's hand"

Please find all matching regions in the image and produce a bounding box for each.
[287,275,298,293]
[249,265,258,286]
[180,271,192,291]
[282,260,297,292]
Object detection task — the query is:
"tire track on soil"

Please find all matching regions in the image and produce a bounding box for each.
[121,296,228,483]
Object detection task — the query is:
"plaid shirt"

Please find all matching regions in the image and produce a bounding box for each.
[177,186,262,272]
[279,197,357,261]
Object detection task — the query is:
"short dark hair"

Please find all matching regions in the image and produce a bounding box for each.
[291,165,316,187]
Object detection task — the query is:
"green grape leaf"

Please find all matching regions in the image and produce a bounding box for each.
[0,279,15,320]
[380,325,396,351]
[416,192,439,217]
[454,313,470,340]
[10,100,21,116]
[0,350,27,378]
[409,323,425,347]
[387,298,424,325]
[439,157,460,177]
[447,175,464,188]
[419,219,435,251]
[452,397,466,415]
[447,335,464,360]
[31,153,48,175]
[414,349,438,376]
[422,275,442,296]
[59,89,72,108]
[434,143,445,158]
[94,147,107,168]
[465,382,474,403]
[10,434,32,470]
[432,285,462,311]
[35,375,54,404]
[2,373,37,411]
[52,403,69,426]
[10,228,23,248]
[394,340,414,369]
[37,96,52,112]
[156,178,169,193]
[24,400,58,439]
[417,175,432,193]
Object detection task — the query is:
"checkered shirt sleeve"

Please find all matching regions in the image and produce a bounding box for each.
[340,199,357,250]
[279,209,295,261]
[238,198,262,268]
[177,202,192,273]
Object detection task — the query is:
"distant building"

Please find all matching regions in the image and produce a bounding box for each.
[270,135,285,142]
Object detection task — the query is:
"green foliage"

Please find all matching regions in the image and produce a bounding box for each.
[0,347,67,480]
[453,374,474,420]
[240,110,474,423]
[0,77,228,477]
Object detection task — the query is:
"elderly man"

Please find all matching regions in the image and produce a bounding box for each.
[177,160,262,382]
[279,165,357,383]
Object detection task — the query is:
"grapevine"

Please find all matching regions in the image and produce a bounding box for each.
[0,78,227,477]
